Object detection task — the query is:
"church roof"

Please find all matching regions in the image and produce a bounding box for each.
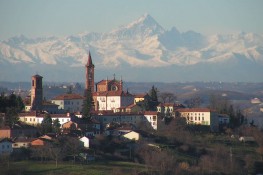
[96,79,121,86]
[86,51,94,67]
[32,74,43,78]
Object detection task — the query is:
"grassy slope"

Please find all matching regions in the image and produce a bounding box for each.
[0,161,145,175]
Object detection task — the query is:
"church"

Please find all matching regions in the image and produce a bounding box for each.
[85,52,134,111]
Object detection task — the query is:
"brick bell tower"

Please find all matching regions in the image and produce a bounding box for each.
[85,51,95,94]
[31,74,43,110]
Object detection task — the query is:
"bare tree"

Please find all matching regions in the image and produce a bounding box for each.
[48,142,64,167]
[184,96,202,108]
[159,92,177,103]
[136,142,177,175]
[60,136,83,164]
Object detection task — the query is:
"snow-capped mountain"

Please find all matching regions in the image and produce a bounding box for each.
[0,14,263,82]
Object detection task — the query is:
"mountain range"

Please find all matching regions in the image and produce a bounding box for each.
[0,13,263,82]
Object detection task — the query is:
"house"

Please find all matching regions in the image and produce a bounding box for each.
[51,93,84,113]
[114,104,143,113]
[93,111,159,130]
[218,114,230,125]
[0,138,13,155]
[79,136,90,148]
[62,118,101,136]
[251,98,261,104]
[176,108,214,125]
[93,90,134,111]
[0,123,38,138]
[143,111,158,130]
[19,112,71,126]
[157,103,185,117]
[12,137,34,149]
[176,108,219,131]
[134,93,150,104]
[31,138,51,147]
[123,131,140,141]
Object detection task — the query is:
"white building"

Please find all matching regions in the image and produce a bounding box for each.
[93,91,134,111]
[123,131,140,141]
[176,108,218,131]
[79,136,90,148]
[93,111,158,130]
[157,103,185,117]
[51,93,84,113]
[19,112,71,126]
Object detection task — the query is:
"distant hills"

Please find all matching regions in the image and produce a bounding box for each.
[0,13,263,82]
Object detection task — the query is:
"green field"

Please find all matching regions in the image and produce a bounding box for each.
[0,161,146,175]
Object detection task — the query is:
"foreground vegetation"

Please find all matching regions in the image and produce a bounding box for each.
[0,160,145,175]
[1,128,262,175]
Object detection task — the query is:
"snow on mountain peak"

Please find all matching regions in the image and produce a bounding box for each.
[109,13,164,38]
[0,13,263,82]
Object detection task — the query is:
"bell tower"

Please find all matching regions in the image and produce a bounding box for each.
[85,51,95,94]
[31,74,43,110]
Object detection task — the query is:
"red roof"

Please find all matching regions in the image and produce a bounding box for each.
[134,94,148,98]
[37,113,70,118]
[19,111,37,116]
[93,91,133,97]
[52,93,84,100]
[176,108,210,112]
[32,74,43,78]
[144,111,158,115]
[19,112,70,118]
[96,79,121,86]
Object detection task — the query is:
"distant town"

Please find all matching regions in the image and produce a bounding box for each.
[1,52,263,175]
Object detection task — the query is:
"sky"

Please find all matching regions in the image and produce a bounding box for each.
[0,0,263,40]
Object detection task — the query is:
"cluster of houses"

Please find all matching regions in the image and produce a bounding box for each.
[0,52,231,156]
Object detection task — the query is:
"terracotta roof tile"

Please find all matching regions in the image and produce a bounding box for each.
[52,93,84,100]
[176,108,210,112]
[134,94,148,98]
[144,111,158,115]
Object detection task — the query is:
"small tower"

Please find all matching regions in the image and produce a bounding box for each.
[85,51,95,94]
[31,74,43,110]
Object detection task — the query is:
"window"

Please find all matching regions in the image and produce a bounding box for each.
[153,116,157,121]
[202,117,204,121]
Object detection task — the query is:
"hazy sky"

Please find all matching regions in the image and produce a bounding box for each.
[0,0,262,40]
